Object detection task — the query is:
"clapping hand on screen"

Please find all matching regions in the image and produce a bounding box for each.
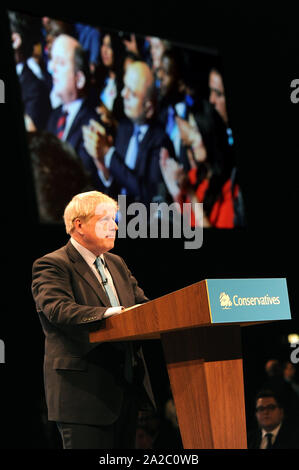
[159,147,189,200]
[24,114,37,132]
[82,119,113,177]
[96,103,118,129]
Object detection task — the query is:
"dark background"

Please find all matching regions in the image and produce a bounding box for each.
[0,2,298,450]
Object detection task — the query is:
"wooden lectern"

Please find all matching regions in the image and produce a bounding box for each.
[89,278,291,449]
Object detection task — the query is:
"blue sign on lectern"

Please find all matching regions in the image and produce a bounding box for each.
[205,278,291,324]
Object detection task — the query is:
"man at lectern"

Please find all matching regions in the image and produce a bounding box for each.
[31,190,155,449]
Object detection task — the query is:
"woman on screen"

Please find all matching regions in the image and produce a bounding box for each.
[94,30,126,125]
[160,99,244,228]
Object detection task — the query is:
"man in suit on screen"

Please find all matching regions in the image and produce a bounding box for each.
[47,34,111,192]
[31,190,155,449]
[82,61,175,206]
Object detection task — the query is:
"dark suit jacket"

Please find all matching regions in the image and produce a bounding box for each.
[31,240,151,426]
[47,99,109,193]
[109,118,175,205]
[247,420,299,449]
[18,63,52,131]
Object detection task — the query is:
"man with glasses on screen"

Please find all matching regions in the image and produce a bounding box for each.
[31,190,155,449]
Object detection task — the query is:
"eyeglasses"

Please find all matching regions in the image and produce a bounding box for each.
[256,404,278,413]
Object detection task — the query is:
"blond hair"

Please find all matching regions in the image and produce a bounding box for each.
[63,191,118,234]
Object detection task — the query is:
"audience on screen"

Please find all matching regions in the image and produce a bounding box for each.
[9,12,246,227]
[82,60,175,207]
[74,22,101,76]
[147,36,171,89]
[46,34,113,192]
[94,30,126,123]
[9,12,52,131]
[160,99,241,228]
[157,47,195,171]
[208,67,229,128]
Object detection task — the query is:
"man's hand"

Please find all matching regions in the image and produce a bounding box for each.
[82,119,113,174]
[24,113,37,132]
[96,103,118,129]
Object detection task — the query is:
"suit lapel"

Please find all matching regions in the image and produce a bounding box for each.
[135,125,153,175]
[64,100,85,144]
[65,241,110,306]
[116,119,134,156]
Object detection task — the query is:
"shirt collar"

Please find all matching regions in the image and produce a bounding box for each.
[62,98,83,116]
[16,63,24,76]
[261,422,282,439]
[70,237,104,267]
[134,122,149,139]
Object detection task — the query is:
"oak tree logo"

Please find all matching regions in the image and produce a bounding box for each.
[219,292,232,309]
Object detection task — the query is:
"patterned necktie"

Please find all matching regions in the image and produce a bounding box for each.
[95,256,119,307]
[94,256,134,383]
[56,109,68,140]
[265,432,273,449]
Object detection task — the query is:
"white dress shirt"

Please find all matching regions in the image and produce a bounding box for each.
[70,237,124,318]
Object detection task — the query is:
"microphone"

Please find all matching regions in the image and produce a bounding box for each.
[102,278,108,286]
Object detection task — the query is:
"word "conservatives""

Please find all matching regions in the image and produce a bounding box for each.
[232,294,280,307]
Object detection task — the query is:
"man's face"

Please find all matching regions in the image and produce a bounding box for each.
[284,362,296,381]
[159,55,177,97]
[79,204,118,256]
[51,36,78,104]
[255,397,284,432]
[121,66,148,123]
[208,70,228,125]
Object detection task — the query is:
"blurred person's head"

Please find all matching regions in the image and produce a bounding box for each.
[28,131,92,223]
[181,99,232,168]
[45,20,75,58]
[177,99,234,217]
[51,34,90,104]
[159,48,185,99]
[121,61,156,123]
[148,36,170,72]
[101,33,114,68]
[9,11,42,63]
[99,31,126,74]
[123,51,139,74]
[64,190,118,256]
[283,361,297,382]
[42,17,52,32]
[255,390,284,432]
[209,67,228,125]
[265,359,282,377]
